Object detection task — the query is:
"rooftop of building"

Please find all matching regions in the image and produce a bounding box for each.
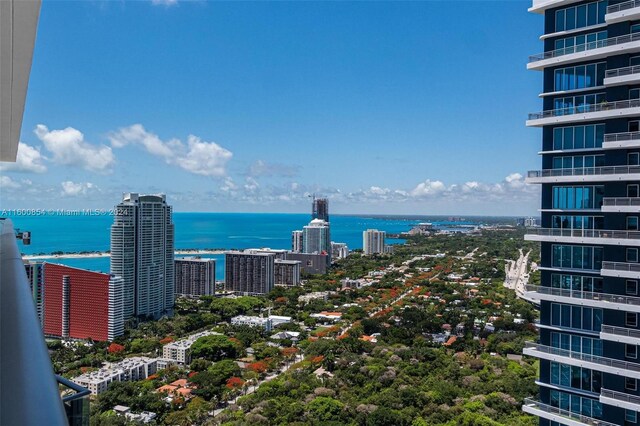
[306,219,329,226]
[175,257,216,263]
[224,250,276,257]
[163,330,222,349]
[72,357,157,384]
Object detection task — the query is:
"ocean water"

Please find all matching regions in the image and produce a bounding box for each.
[8,212,480,279]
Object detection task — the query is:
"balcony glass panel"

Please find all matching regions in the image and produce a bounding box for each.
[549,301,603,332]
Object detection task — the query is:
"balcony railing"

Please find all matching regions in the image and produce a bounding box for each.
[607,0,640,14]
[529,32,640,63]
[528,99,640,120]
[57,375,90,426]
[604,131,640,142]
[527,165,640,179]
[602,197,640,207]
[602,261,640,273]
[601,324,640,340]
[525,284,640,307]
[525,342,640,373]
[523,398,617,426]
[525,227,640,240]
[605,64,640,79]
[600,388,640,407]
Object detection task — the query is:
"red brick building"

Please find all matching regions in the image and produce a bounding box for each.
[43,263,124,341]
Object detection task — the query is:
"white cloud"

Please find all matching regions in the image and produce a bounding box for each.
[244,177,259,192]
[410,180,446,197]
[34,125,115,173]
[248,160,300,177]
[1,176,21,189]
[109,125,232,177]
[0,143,47,173]
[60,181,95,197]
[175,135,233,177]
[221,177,237,192]
[151,0,178,6]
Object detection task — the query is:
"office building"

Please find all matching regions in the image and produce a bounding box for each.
[24,261,44,327]
[292,230,303,252]
[42,263,125,342]
[224,251,275,295]
[312,197,329,222]
[525,217,538,227]
[111,193,175,319]
[161,330,222,365]
[303,219,331,263]
[286,252,328,275]
[174,257,215,297]
[363,229,386,255]
[72,357,158,395]
[274,259,301,286]
[524,2,640,424]
[331,242,349,260]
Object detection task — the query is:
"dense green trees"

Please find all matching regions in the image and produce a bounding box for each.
[190,335,242,362]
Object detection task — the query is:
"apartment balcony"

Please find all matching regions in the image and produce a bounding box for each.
[606,0,640,24]
[528,0,585,15]
[601,261,640,279]
[604,65,640,87]
[600,388,640,412]
[522,398,617,426]
[523,342,640,378]
[600,324,640,345]
[523,285,640,313]
[601,197,640,213]
[526,165,640,183]
[524,227,640,246]
[603,131,640,149]
[528,32,640,71]
[527,99,640,127]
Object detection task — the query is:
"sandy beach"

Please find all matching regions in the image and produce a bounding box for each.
[23,249,227,260]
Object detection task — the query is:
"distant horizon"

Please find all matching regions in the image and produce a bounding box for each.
[1,209,538,219]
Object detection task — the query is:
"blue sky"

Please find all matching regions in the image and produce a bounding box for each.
[1,0,544,215]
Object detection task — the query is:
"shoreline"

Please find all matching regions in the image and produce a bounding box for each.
[23,249,227,260]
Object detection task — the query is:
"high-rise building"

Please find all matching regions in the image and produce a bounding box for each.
[291,230,303,253]
[523,2,640,424]
[42,263,125,341]
[285,252,328,275]
[274,259,301,286]
[331,242,349,260]
[174,257,215,297]
[303,219,331,263]
[363,229,386,255]
[111,193,174,319]
[224,251,275,295]
[24,261,44,327]
[312,197,329,222]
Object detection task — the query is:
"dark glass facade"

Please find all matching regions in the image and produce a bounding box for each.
[526,1,640,425]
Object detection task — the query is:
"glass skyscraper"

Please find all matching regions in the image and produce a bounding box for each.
[111,193,175,320]
[524,1,640,425]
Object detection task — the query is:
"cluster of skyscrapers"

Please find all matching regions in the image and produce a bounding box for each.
[524,1,640,424]
[290,197,349,262]
[225,198,346,296]
[25,195,356,341]
[25,193,191,341]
